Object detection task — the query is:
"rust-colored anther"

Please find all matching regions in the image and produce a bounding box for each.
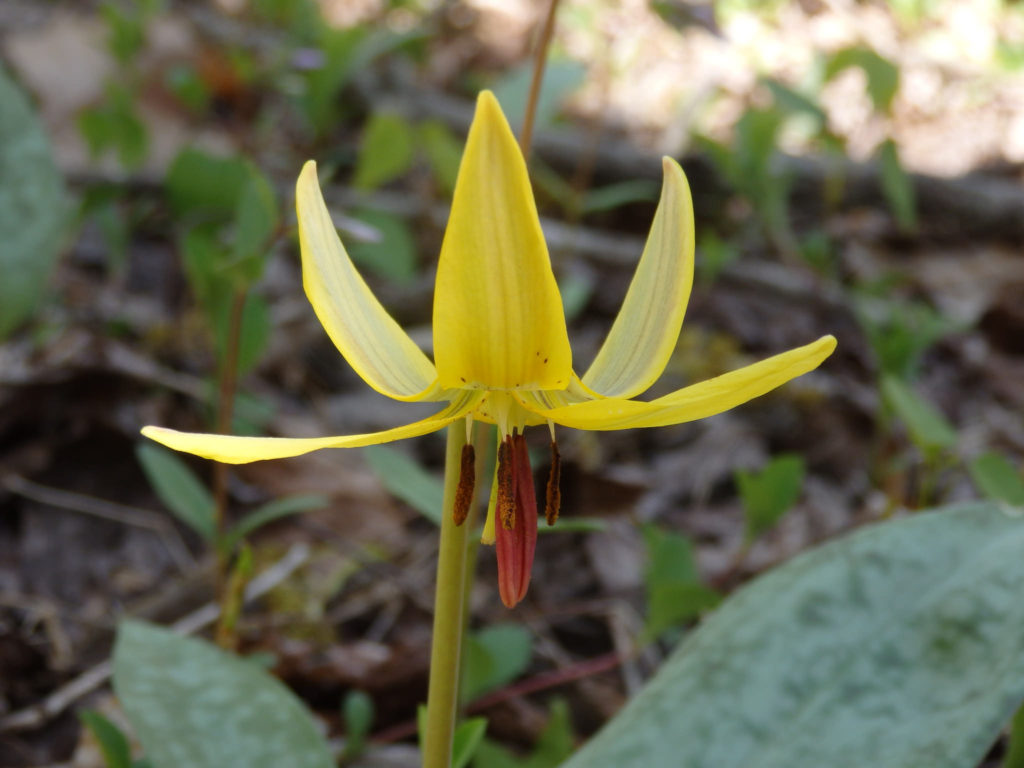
[452,443,476,526]
[545,440,561,526]
[497,436,515,530]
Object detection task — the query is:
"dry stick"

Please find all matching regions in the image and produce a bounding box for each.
[373,651,622,745]
[2,475,195,573]
[518,0,562,159]
[0,542,311,733]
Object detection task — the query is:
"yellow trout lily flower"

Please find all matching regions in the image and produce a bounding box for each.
[143,91,836,607]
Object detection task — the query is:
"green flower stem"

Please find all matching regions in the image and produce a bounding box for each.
[424,425,478,768]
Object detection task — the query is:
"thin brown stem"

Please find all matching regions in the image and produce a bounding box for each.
[212,287,247,644]
[519,0,562,159]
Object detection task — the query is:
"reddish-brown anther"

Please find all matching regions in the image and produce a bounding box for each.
[452,443,476,526]
[495,432,539,608]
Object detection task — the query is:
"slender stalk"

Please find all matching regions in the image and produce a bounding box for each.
[457,423,492,710]
[424,6,561,759]
[424,426,475,768]
[519,0,562,159]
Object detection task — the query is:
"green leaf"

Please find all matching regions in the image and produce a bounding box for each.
[80,710,133,768]
[230,167,278,282]
[353,111,415,191]
[538,516,607,534]
[563,502,1024,768]
[135,443,216,540]
[736,454,806,540]
[362,445,443,524]
[418,119,463,195]
[452,718,488,768]
[214,292,271,375]
[642,526,720,641]
[222,494,328,553]
[696,232,740,285]
[113,620,333,768]
[881,374,957,453]
[461,624,533,703]
[492,59,586,131]
[0,64,68,338]
[877,138,917,231]
[762,78,827,126]
[1002,703,1024,768]
[346,209,418,284]
[164,64,210,114]
[556,271,593,323]
[472,739,522,768]
[825,46,900,113]
[970,452,1024,507]
[521,698,574,768]
[165,149,251,220]
[581,179,660,214]
[853,293,957,380]
[341,690,374,759]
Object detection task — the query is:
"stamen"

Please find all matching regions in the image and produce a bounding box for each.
[452,443,476,526]
[545,440,561,526]
[497,435,515,530]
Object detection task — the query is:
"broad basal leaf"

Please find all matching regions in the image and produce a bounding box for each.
[113,621,332,768]
[0,65,67,337]
[562,503,1024,768]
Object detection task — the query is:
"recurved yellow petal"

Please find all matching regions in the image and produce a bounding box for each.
[582,157,695,399]
[537,335,836,430]
[432,91,572,392]
[140,394,480,464]
[298,161,439,401]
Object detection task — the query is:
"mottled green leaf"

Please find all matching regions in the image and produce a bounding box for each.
[562,503,1024,768]
[113,620,332,768]
[0,65,68,337]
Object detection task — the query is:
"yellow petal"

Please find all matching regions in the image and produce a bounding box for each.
[141,394,480,464]
[297,161,438,401]
[582,157,695,398]
[432,91,572,392]
[536,336,836,430]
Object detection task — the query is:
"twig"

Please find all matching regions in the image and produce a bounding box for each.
[0,542,310,733]
[519,0,561,159]
[2,475,195,573]
[371,651,622,745]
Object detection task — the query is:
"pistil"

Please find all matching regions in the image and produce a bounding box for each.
[495,431,539,607]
